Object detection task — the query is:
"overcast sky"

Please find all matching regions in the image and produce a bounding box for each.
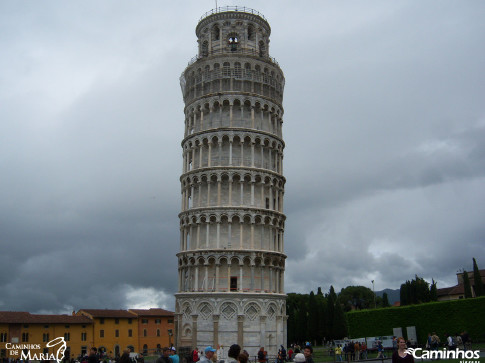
[1,0,484,314]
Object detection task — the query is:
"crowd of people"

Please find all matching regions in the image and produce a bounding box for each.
[47,330,473,363]
[427,331,472,351]
[185,343,315,363]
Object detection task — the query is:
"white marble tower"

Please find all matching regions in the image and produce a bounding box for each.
[175,7,286,356]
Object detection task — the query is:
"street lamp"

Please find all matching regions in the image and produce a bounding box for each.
[168,329,173,347]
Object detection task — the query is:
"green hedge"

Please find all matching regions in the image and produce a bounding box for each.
[346,296,485,344]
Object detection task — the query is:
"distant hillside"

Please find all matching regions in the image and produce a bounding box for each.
[376,288,400,305]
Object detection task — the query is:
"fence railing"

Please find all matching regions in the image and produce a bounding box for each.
[199,6,268,23]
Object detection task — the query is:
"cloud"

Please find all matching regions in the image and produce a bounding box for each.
[0,0,484,313]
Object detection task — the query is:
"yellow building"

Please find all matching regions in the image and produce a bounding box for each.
[77,309,139,357]
[0,311,93,360]
[128,308,175,355]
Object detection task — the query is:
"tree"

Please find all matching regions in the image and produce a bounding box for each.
[430,279,438,301]
[382,292,390,307]
[462,270,472,298]
[339,286,374,311]
[307,291,320,344]
[472,258,484,297]
[333,296,348,338]
[399,276,434,305]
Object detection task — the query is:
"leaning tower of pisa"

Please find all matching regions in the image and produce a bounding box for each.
[175,7,286,355]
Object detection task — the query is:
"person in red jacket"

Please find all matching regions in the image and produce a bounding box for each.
[192,348,199,363]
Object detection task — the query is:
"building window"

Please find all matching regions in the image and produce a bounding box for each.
[167,319,173,324]
[247,25,255,41]
[115,330,119,338]
[230,276,238,291]
[99,318,105,324]
[156,329,160,337]
[128,329,132,337]
[64,333,70,341]
[0,333,7,343]
[100,330,104,338]
[23,325,29,329]
[81,332,87,342]
[155,319,161,324]
[212,25,220,41]
[65,325,70,329]
[115,319,119,324]
[128,318,132,324]
[142,319,148,324]
[22,333,28,342]
[143,345,148,355]
[44,325,49,329]
[1,349,7,358]
[81,347,87,356]
[143,329,147,337]
[43,333,49,342]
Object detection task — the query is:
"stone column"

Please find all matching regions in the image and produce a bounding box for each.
[228,221,232,248]
[250,264,255,291]
[251,106,255,128]
[217,177,222,205]
[227,263,231,291]
[218,141,222,166]
[208,141,212,167]
[175,313,182,348]
[251,142,255,167]
[260,316,267,347]
[213,314,219,348]
[240,141,244,166]
[229,140,233,165]
[191,314,198,348]
[239,264,243,292]
[228,176,233,206]
[206,222,210,248]
[237,315,245,346]
[216,221,220,249]
[204,265,209,292]
[215,264,220,292]
[240,181,244,205]
[207,181,211,207]
[251,180,255,206]
[229,104,233,127]
[239,222,244,249]
[195,265,199,291]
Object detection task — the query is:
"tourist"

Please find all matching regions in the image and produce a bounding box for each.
[237,353,248,363]
[156,348,172,363]
[335,345,342,362]
[118,350,131,363]
[228,345,241,363]
[392,337,414,363]
[88,348,98,363]
[199,347,216,363]
[170,348,179,363]
[303,346,314,363]
[360,342,367,360]
[431,332,440,351]
[257,347,266,363]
